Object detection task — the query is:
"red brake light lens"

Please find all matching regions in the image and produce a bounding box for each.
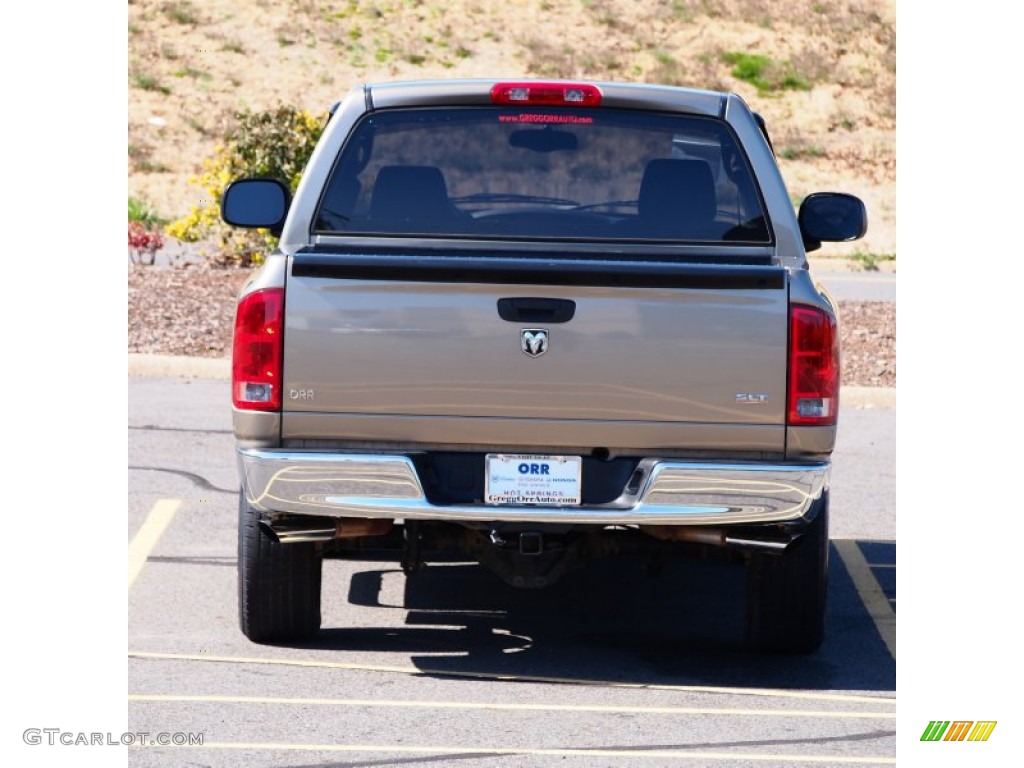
[491,82,602,107]
[788,305,839,426]
[232,288,284,411]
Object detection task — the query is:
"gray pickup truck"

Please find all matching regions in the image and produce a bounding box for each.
[222,79,866,653]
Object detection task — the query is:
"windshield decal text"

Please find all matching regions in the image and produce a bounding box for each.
[498,113,594,124]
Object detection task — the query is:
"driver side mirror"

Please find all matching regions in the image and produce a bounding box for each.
[221,178,291,236]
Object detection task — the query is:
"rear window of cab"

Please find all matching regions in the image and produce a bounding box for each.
[313,106,771,244]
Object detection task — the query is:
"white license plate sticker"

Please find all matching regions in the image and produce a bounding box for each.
[485,454,582,505]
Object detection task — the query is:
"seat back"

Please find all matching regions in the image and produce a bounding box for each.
[638,159,717,234]
[369,165,452,222]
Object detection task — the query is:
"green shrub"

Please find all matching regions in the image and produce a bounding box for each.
[128,196,165,227]
[778,144,826,160]
[721,51,811,94]
[849,251,896,272]
[162,1,200,25]
[132,71,171,95]
[166,105,325,267]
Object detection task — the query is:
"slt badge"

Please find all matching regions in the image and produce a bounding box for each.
[521,329,549,357]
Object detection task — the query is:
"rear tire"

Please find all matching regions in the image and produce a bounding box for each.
[238,493,322,643]
[745,491,829,654]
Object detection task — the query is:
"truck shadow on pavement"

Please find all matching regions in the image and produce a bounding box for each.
[308,540,895,694]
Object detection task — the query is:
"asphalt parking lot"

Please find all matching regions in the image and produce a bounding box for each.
[128,376,895,766]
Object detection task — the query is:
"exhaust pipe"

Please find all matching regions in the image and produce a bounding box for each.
[640,525,791,553]
[268,517,394,544]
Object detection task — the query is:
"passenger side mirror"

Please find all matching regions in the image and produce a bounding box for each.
[221,178,291,236]
[798,193,867,252]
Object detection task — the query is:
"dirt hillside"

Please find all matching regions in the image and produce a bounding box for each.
[128,0,896,257]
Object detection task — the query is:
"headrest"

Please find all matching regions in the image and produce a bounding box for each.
[638,158,716,227]
[369,165,451,220]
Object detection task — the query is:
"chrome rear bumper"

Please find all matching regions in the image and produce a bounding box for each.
[238,449,829,526]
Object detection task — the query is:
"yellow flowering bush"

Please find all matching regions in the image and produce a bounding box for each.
[167,105,325,267]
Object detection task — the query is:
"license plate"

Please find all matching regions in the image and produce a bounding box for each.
[485,454,582,505]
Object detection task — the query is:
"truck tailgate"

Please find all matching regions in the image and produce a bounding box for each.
[282,254,788,446]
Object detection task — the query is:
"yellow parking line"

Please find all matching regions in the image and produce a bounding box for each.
[129,693,896,719]
[834,539,896,659]
[128,652,895,706]
[128,499,181,589]
[145,741,896,763]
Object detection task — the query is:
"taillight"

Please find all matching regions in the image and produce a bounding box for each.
[491,82,602,106]
[232,288,284,411]
[788,305,839,426]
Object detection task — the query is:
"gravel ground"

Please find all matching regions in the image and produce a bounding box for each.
[128,265,895,388]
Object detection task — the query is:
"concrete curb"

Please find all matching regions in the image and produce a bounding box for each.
[806,256,897,275]
[129,354,230,379]
[840,386,896,409]
[128,354,896,409]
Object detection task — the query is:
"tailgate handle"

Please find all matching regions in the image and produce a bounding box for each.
[497,298,576,323]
